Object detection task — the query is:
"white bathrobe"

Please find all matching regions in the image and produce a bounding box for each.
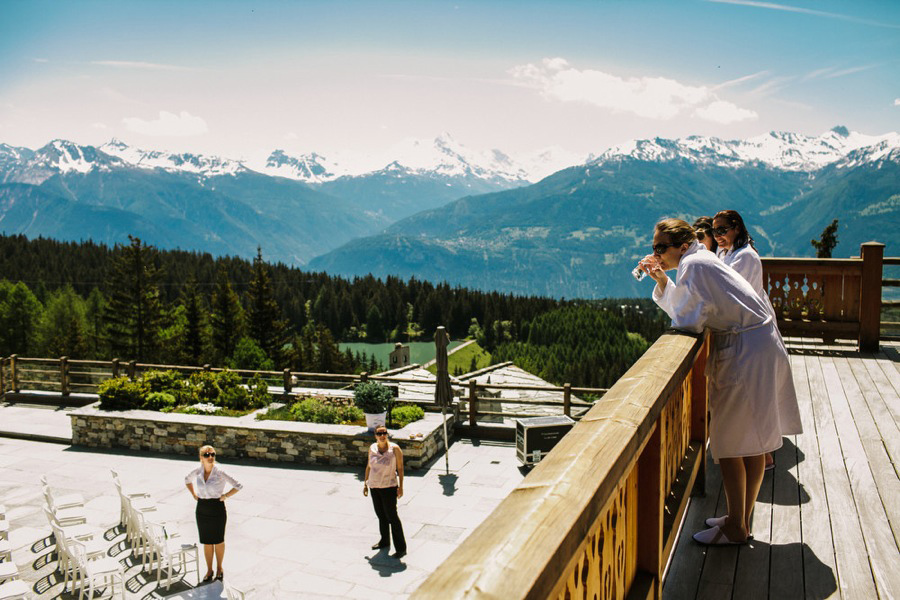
[653,242,802,460]
[718,244,764,299]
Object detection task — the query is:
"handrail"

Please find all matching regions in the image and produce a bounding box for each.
[413,330,708,599]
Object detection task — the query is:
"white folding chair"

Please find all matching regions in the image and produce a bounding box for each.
[146,521,199,590]
[110,471,152,533]
[0,579,28,600]
[41,475,85,510]
[225,583,246,600]
[0,518,7,541]
[0,561,16,584]
[42,507,102,545]
[0,539,10,563]
[70,540,125,600]
[50,521,106,595]
[43,486,86,526]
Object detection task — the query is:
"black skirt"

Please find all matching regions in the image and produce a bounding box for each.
[195,498,227,544]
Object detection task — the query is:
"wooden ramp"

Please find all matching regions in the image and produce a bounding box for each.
[664,340,900,599]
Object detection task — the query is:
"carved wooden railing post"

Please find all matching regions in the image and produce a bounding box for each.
[111,358,120,378]
[127,360,136,380]
[563,383,571,418]
[636,422,663,599]
[360,371,368,383]
[468,380,477,427]
[0,357,6,396]
[60,356,70,396]
[859,241,884,352]
[10,354,19,393]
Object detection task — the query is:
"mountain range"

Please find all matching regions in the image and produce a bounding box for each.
[1,127,896,298]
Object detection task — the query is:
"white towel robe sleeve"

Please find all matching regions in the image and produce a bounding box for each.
[653,242,802,460]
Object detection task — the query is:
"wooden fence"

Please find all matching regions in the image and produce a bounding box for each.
[0,356,605,421]
[412,330,708,600]
[762,241,893,352]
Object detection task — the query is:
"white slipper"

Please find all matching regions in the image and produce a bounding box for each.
[692,525,746,546]
[704,515,754,539]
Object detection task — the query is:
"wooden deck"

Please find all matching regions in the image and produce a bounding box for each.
[664,339,900,599]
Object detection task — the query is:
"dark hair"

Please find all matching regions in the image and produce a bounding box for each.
[692,216,718,252]
[713,209,755,252]
[655,218,697,246]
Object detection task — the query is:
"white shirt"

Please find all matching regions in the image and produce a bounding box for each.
[184,465,243,499]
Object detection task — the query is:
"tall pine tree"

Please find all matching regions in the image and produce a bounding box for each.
[181,282,208,365]
[103,236,164,362]
[247,247,289,366]
[210,267,245,363]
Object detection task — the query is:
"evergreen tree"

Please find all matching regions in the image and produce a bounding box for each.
[210,267,245,363]
[366,304,385,342]
[103,236,164,362]
[181,282,207,365]
[247,247,289,365]
[811,219,839,258]
[36,286,88,358]
[0,281,43,355]
[85,287,108,358]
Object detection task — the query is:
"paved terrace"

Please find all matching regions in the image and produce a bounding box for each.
[665,340,900,599]
[0,409,526,599]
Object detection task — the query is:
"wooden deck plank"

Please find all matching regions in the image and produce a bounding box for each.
[789,352,839,600]
[805,355,877,598]
[769,437,805,599]
[821,357,900,599]
[662,458,726,600]
[732,450,773,600]
[873,347,900,399]
[847,358,900,475]
[861,353,900,426]
[834,357,900,548]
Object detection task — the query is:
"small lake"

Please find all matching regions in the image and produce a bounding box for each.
[339,341,464,369]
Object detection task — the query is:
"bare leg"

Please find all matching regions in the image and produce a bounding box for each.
[203,544,214,577]
[765,452,774,468]
[214,542,225,576]
[743,454,766,532]
[718,457,749,542]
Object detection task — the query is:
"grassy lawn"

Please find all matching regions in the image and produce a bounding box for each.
[427,341,492,376]
[339,341,463,368]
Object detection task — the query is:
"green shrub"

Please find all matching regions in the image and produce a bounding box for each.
[141,370,189,404]
[391,404,425,428]
[289,397,364,424]
[188,371,220,404]
[98,377,144,411]
[247,374,273,409]
[353,382,394,413]
[143,391,176,410]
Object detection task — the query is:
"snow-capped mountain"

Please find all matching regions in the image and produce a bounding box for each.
[592,127,898,171]
[261,150,343,183]
[0,140,128,184]
[100,139,248,177]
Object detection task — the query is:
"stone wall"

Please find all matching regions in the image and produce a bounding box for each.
[70,405,457,469]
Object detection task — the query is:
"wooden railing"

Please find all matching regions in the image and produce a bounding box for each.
[412,330,709,600]
[0,356,604,419]
[763,241,888,352]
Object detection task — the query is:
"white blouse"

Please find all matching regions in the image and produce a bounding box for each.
[184,465,243,499]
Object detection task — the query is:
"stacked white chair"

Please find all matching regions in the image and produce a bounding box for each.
[146,521,199,590]
[50,520,107,595]
[41,507,102,545]
[69,540,125,600]
[0,580,28,600]
[42,485,86,527]
[109,469,151,528]
[225,583,246,600]
[40,475,85,510]
[0,505,27,600]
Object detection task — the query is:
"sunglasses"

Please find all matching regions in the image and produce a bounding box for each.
[712,225,734,236]
[375,431,388,436]
[652,243,679,255]
[695,228,708,241]
[202,452,216,458]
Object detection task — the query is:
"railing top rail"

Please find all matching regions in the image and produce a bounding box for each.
[884,257,900,266]
[413,330,705,599]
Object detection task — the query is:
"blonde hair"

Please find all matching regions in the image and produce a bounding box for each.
[198,444,215,458]
[655,218,696,246]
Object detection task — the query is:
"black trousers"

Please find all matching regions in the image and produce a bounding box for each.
[370,486,406,552]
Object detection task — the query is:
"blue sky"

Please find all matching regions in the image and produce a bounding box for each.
[1,0,897,165]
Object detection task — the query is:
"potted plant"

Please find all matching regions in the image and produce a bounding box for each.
[353,381,394,430]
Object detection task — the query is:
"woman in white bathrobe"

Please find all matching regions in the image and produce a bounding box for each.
[713,209,778,471]
[638,218,802,545]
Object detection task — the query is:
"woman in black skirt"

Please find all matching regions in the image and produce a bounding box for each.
[184,444,243,582]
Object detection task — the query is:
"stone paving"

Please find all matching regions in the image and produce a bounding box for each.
[0,403,527,599]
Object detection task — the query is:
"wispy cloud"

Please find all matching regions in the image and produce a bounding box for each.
[91,60,195,72]
[822,64,878,79]
[33,58,49,63]
[746,75,795,97]
[510,58,757,124]
[894,98,900,107]
[122,110,208,137]
[713,71,769,90]
[706,0,900,30]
